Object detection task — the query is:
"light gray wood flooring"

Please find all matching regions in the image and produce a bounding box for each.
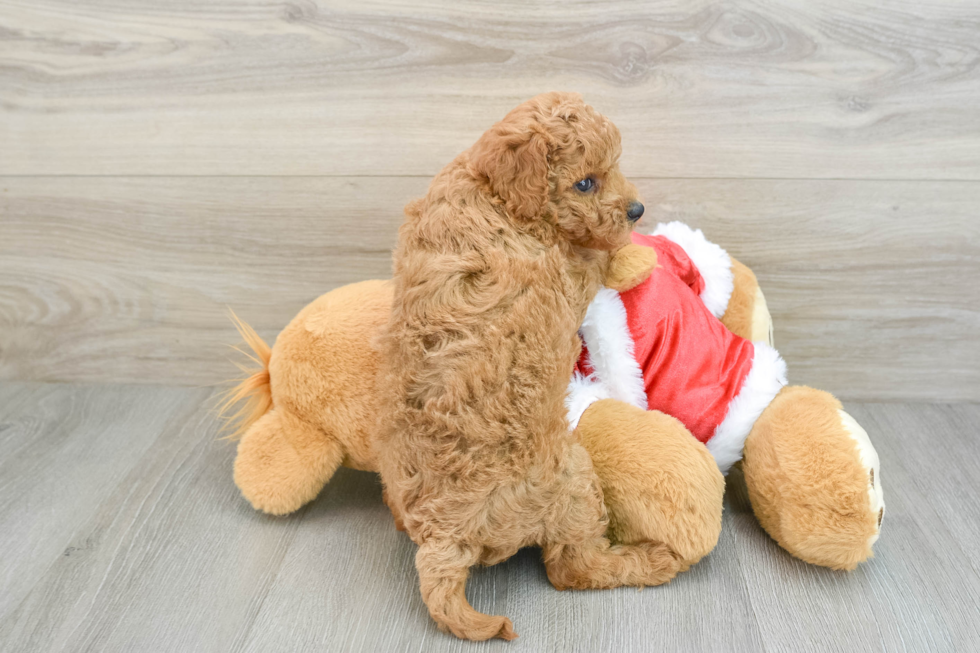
[1,381,977,652]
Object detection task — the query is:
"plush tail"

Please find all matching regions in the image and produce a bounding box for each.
[217,310,273,440]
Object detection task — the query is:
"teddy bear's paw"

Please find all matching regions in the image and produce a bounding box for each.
[605,243,657,292]
[233,411,344,516]
[839,409,885,545]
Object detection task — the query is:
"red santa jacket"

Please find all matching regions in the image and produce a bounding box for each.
[567,223,787,473]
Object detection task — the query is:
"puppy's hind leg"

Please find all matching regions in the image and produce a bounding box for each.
[543,443,682,590]
[415,540,517,641]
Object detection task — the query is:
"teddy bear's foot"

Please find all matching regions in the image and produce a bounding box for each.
[576,399,725,570]
[233,408,344,516]
[742,386,884,570]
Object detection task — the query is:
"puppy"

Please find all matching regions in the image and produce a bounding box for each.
[375,92,678,641]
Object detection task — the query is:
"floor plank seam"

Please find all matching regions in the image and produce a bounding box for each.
[229,507,309,653]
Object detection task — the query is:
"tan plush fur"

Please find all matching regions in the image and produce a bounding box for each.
[599,246,879,570]
[576,399,724,570]
[742,386,879,570]
[231,280,391,515]
[720,256,759,340]
[219,310,272,436]
[604,241,658,292]
[374,92,681,641]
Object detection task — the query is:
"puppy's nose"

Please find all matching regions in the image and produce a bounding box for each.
[627,201,644,222]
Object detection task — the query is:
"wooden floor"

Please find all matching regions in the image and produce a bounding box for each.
[0,381,977,652]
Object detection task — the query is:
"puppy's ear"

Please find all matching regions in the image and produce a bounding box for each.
[468,122,551,221]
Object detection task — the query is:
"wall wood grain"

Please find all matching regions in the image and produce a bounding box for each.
[2,0,979,177]
[2,177,976,400]
[2,0,978,397]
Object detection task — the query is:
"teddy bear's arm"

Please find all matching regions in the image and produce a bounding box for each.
[720,256,774,346]
[604,243,657,292]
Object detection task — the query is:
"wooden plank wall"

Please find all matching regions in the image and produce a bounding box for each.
[1,0,978,400]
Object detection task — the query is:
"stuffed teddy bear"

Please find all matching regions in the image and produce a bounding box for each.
[223,224,883,572]
[565,223,884,571]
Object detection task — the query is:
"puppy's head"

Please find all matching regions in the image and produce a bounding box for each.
[467,92,642,251]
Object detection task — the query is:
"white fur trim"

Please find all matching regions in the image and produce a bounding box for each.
[652,221,734,319]
[579,288,648,409]
[707,342,787,474]
[565,288,648,429]
[565,373,612,430]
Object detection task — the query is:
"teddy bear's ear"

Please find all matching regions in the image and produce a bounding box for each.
[467,118,551,221]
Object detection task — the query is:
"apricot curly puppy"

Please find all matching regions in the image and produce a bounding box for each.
[375,92,680,642]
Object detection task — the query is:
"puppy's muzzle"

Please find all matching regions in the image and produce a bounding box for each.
[627,201,644,222]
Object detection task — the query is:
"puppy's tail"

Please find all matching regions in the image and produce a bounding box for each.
[416,541,518,641]
[216,310,273,440]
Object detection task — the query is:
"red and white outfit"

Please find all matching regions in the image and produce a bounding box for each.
[566,222,787,474]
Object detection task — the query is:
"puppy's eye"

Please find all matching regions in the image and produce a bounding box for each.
[574,177,595,193]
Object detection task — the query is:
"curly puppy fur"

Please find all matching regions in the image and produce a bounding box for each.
[375,92,681,642]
